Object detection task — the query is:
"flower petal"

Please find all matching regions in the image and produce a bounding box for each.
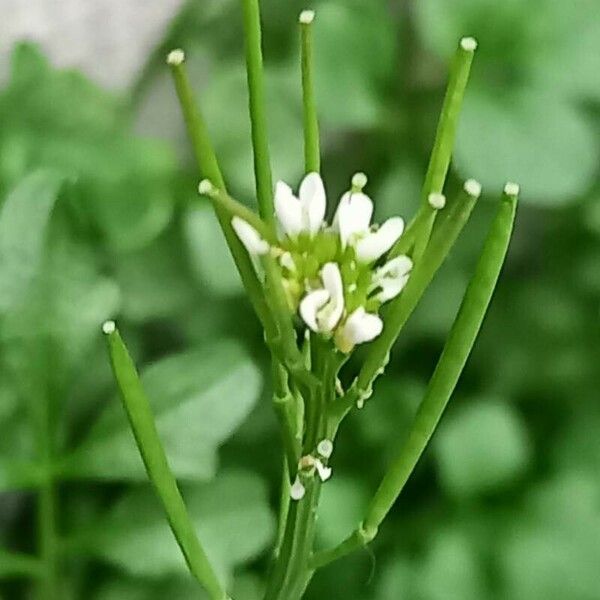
[318,262,345,331]
[299,172,327,235]
[333,191,373,248]
[355,217,404,263]
[376,274,410,303]
[299,289,330,332]
[231,216,270,255]
[376,255,413,279]
[343,307,383,345]
[275,181,303,237]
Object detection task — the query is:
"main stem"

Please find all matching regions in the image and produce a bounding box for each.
[265,342,332,600]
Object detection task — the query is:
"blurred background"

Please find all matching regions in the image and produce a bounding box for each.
[0,0,599,598]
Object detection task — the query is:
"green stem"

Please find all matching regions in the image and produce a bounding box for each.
[401,37,476,264]
[200,183,277,245]
[421,37,477,203]
[104,324,228,600]
[300,10,320,173]
[264,343,333,600]
[315,186,518,569]
[168,51,274,339]
[241,0,275,226]
[348,182,481,407]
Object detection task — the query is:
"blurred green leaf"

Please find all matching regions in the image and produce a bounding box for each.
[0,548,42,579]
[0,169,64,313]
[184,204,243,297]
[88,471,274,580]
[312,0,396,129]
[417,528,488,600]
[64,341,262,481]
[201,66,303,196]
[435,400,531,497]
[500,472,600,600]
[454,90,597,204]
[316,476,370,549]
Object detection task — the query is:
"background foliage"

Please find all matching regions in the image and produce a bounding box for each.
[1,0,599,598]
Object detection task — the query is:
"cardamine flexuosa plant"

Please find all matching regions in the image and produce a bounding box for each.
[102,3,518,599]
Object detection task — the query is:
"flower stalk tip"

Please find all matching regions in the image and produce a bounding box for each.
[464,179,482,198]
[166,48,186,66]
[428,192,446,210]
[460,37,478,52]
[299,9,315,25]
[198,179,217,197]
[503,182,520,197]
[102,320,116,335]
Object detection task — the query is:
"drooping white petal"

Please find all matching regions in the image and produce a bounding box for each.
[231,216,270,255]
[317,263,344,332]
[299,289,330,332]
[377,274,410,303]
[315,459,332,482]
[290,477,306,500]
[355,217,404,263]
[299,172,327,235]
[372,254,413,302]
[333,191,374,248]
[275,181,304,237]
[343,307,383,345]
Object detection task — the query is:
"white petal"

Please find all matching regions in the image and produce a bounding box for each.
[299,289,330,332]
[315,459,332,482]
[355,217,404,263]
[231,217,270,255]
[376,274,410,303]
[299,172,326,235]
[317,263,345,332]
[343,307,383,345]
[377,255,413,278]
[275,181,303,237]
[280,251,297,272]
[290,477,306,500]
[333,191,373,248]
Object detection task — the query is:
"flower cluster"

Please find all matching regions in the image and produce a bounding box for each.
[232,172,413,353]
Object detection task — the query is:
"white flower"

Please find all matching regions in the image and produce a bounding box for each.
[231,216,269,255]
[371,255,413,303]
[333,190,404,262]
[333,191,373,248]
[299,263,344,333]
[275,172,326,237]
[336,307,383,352]
[355,217,404,263]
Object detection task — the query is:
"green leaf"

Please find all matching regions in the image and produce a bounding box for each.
[435,400,531,497]
[0,169,64,313]
[115,229,198,322]
[417,528,488,600]
[454,90,598,204]
[500,473,600,600]
[184,204,243,297]
[88,471,275,580]
[201,66,303,197]
[312,0,396,128]
[0,548,42,579]
[65,341,262,481]
[316,477,370,549]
